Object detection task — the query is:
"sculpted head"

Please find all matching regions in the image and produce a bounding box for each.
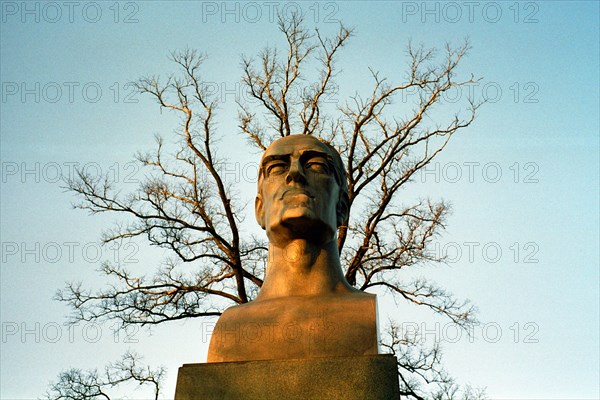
[255,135,349,245]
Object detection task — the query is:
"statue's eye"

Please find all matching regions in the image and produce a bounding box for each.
[266,163,288,176]
[305,159,330,174]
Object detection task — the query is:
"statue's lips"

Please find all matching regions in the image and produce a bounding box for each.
[279,189,314,201]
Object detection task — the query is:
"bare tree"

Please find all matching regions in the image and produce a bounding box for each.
[381,320,486,399]
[53,13,484,399]
[46,351,164,400]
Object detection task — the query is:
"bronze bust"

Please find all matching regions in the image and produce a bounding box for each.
[207,135,379,362]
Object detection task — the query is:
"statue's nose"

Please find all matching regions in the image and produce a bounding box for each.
[285,159,306,184]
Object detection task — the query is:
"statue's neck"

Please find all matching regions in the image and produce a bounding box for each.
[256,239,355,300]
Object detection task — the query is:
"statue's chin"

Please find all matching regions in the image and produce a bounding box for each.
[269,209,335,244]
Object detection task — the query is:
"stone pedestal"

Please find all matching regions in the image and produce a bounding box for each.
[174,354,399,400]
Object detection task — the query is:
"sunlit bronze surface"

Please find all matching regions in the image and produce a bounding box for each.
[208,135,378,362]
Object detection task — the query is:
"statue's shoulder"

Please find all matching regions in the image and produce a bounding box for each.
[347,288,376,297]
[213,300,266,326]
[216,300,246,317]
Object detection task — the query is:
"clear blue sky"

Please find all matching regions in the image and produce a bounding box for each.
[1,1,598,399]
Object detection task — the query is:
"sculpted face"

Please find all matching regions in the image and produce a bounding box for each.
[256,135,348,245]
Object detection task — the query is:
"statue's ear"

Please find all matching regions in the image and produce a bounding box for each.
[336,192,350,228]
[255,195,265,229]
